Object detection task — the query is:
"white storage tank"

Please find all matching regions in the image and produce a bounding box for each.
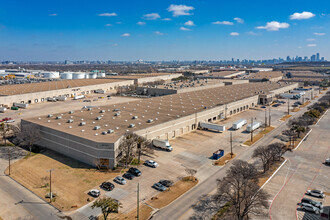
[61,72,73,79]
[89,73,97,79]
[97,72,106,78]
[43,72,60,79]
[85,73,90,79]
[73,72,85,79]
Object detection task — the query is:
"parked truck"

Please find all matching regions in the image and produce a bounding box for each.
[279,93,300,99]
[291,90,305,96]
[94,89,105,94]
[232,119,247,130]
[47,97,57,102]
[199,122,225,132]
[152,139,173,152]
[246,122,261,133]
[13,103,28,108]
[74,95,85,100]
[0,107,7,113]
[56,96,67,101]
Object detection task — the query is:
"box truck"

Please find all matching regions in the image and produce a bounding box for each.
[199,122,225,132]
[13,103,28,108]
[56,96,67,101]
[152,139,173,152]
[246,122,261,133]
[74,95,85,100]
[279,93,300,99]
[0,107,7,113]
[232,119,247,130]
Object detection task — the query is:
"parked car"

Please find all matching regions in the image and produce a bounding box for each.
[88,189,100,197]
[159,180,173,187]
[123,172,135,180]
[152,183,167,191]
[306,190,325,198]
[114,176,127,185]
[272,104,280,107]
[128,167,142,176]
[83,100,91,102]
[144,160,159,168]
[100,182,115,191]
[325,158,330,165]
[261,106,266,108]
[300,198,323,209]
[299,203,321,214]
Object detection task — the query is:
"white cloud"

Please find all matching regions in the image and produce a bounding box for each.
[306,38,315,41]
[184,20,195,26]
[154,31,164,35]
[112,44,118,46]
[246,31,259,36]
[98,13,117,17]
[137,21,146,26]
[234,17,244,23]
[290,11,315,20]
[143,13,160,20]
[180,27,191,31]
[298,46,302,49]
[314,32,326,36]
[162,18,172,21]
[230,32,239,36]
[121,33,130,37]
[167,4,194,17]
[49,13,57,16]
[256,21,289,31]
[307,44,317,47]
[105,24,112,27]
[212,21,234,25]
[116,22,122,24]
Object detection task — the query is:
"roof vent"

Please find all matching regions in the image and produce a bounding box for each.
[48,114,53,118]
[105,124,108,127]
[69,110,74,114]
[132,116,138,119]
[101,131,107,135]
[69,126,72,129]
[81,129,85,132]
[47,120,51,123]
[56,116,62,119]
[155,118,158,120]
[100,110,105,113]
[88,108,92,111]
[108,129,114,133]
[79,122,86,126]
[96,116,102,120]
[128,124,135,128]
[95,133,98,136]
[94,126,101,130]
[58,123,61,125]
[147,119,153,123]
[115,112,120,116]
[67,119,74,123]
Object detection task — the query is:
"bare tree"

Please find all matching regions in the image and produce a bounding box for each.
[214,160,269,220]
[0,122,12,146]
[185,168,197,181]
[252,146,272,173]
[13,123,41,155]
[267,143,287,163]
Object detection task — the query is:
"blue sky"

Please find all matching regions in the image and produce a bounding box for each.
[0,0,329,61]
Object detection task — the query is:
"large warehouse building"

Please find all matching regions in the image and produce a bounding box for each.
[22,82,298,168]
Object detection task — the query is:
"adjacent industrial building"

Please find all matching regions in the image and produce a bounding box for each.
[23,81,298,168]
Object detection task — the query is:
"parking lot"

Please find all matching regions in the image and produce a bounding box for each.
[258,111,330,220]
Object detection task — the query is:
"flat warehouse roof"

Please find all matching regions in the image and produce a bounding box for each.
[208,71,243,77]
[0,79,127,96]
[106,73,179,80]
[243,71,283,79]
[26,82,294,143]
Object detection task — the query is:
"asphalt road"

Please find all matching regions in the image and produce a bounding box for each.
[152,94,326,220]
[0,149,62,220]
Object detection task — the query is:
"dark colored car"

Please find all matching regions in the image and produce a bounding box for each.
[261,106,266,108]
[128,167,142,176]
[123,172,135,180]
[100,182,115,191]
[159,180,173,187]
[301,198,323,209]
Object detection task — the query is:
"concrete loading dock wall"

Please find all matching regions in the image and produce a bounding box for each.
[23,82,298,168]
[0,79,134,106]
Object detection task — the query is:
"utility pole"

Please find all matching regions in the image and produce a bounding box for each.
[264,107,267,128]
[137,183,140,220]
[250,117,254,142]
[287,98,290,115]
[8,148,11,176]
[47,169,53,203]
[230,132,233,158]
[268,107,271,127]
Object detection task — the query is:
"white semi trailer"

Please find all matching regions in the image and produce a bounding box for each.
[199,122,225,132]
[56,96,67,101]
[13,103,28,108]
[279,93,300,99]
[232,119,247,130]
[74,95,85,100]
[246,122,261,133]
[152,139,173,152]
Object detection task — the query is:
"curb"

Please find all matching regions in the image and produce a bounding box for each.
[258,159,288,191]
[294,129,313,151]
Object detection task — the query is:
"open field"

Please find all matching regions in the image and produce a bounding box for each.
[6,150,119,211]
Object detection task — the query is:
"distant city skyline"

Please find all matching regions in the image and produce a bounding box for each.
[0,0,329,61]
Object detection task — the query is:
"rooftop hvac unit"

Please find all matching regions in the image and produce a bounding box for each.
[147,119,153,123]
[88,108,92,111]
[79,121,86,126]
[101,131,107,135]
[115,112,120,116]
[67,119,74,123]
[100,110,105,113]
[96,117,102,120]
[108,129,114,134]
[56,116,62,119]
[132,116,138,119]
[128,124,135,128]
[48,114,53,118]
[94,126,101,130]
[69,110,74,114]
[113,109,120,112]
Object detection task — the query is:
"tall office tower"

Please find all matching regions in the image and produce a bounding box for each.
[311,54,316,61]
[316,53,320,61]
[286,56,291,62]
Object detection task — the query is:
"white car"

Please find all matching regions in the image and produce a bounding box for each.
[300,203,321,214]
[114,176,127,185]
[306,190,325,198]
[144,160,159,168]
[88,189,100,197]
